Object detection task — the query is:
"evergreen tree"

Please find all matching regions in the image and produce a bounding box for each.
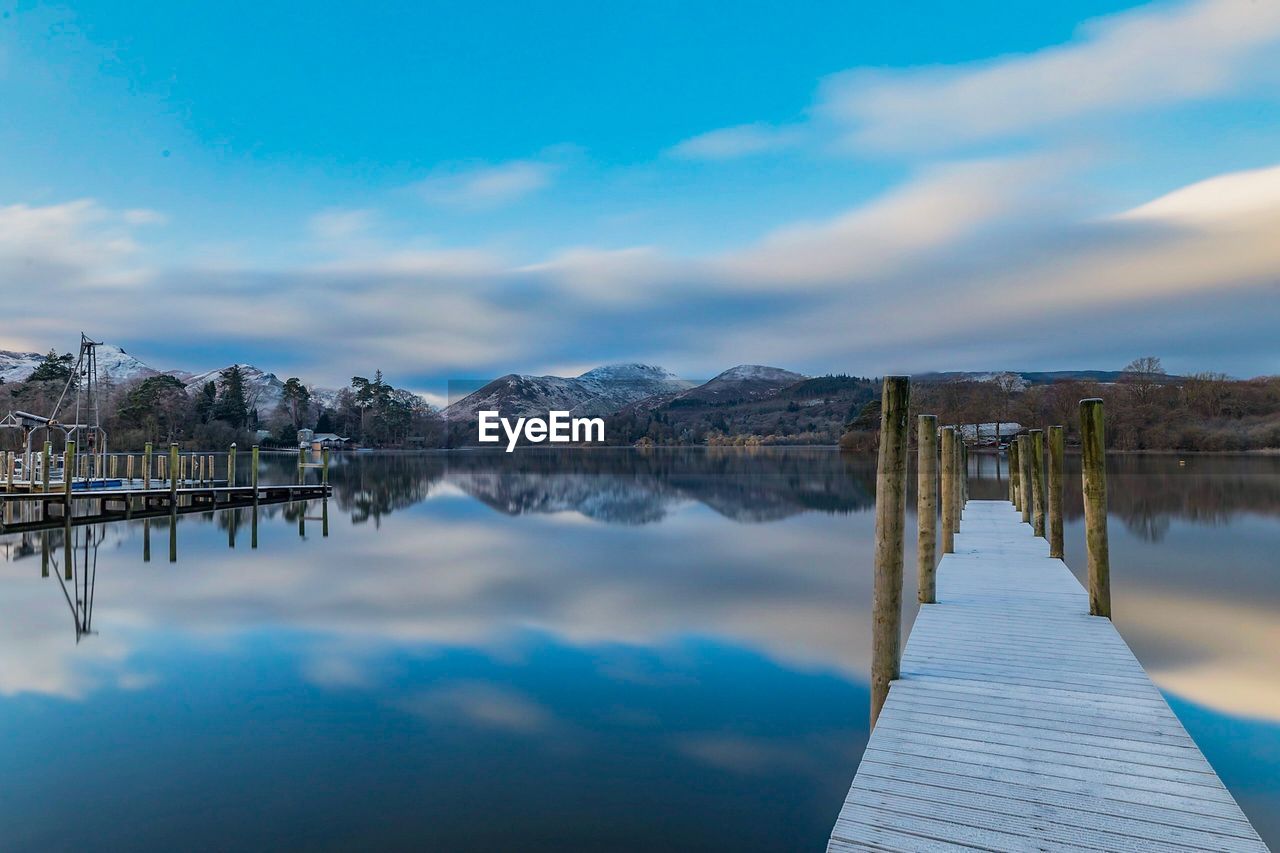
[27,350,74,383]
[213,366,249,428]
[280,377,312,429]
[195,381,217,423]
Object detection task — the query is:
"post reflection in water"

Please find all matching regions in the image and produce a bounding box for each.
[0,448,1275,852]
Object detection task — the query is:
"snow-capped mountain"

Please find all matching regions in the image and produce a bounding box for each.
[0,344,158,384]
[444,363,695,420]
[668,364,807,405]
[0,351,42,384]
[94,344,160,382]
[179,364,290,415]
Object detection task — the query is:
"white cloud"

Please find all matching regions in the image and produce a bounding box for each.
[817,0,1280,152]
[308,207,376,241]
[4,157,1280,386]
[416,159,557,208]
[1118,162,1280,226]
[667,122,804,160]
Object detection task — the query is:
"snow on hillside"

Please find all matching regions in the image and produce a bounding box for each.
[0,344,158,385]
[0,351,42,384]
[670,364,807,405]
[444,363,695,420]
[180,364,289,415]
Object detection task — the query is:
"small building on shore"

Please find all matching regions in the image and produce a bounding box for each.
[297,428,353,451]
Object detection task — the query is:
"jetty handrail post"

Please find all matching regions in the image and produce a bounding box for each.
[298,445,306,485]
[168,443,179,502]
[953,436,963,529]
[1017,435,1033,524]
[917,415,939,604]
[143,442,152,489]
[228,443,237,488]
[1047,425,1065,558]
[251,445,260,491]
[940,427,956,554]
[1029,429,1046,538]
[870,376,910,729]
[43,441,52,492]
[1009,439,1020,508]
[62,441,75,505]
[322,447,330,486]
[1080,399,1111,618]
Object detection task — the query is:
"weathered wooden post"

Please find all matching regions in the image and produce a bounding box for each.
[322,447,330,486]
[298,445,306,485]
[1047,425,1065,559]
[917,415,938,604]
[871,376,910,729]
[1017,435,1033,524]
[5,451,13,492]
[169,443,179,504]
[1029,429,1046,538]
[43,441,52,492]
[143,442,152,489]
[251,445,260,491]
[1009,440,1020,508]
[228,443,237,488]
[1080,399,1111,618]
[62,441,75,506]
[940,427,956,554]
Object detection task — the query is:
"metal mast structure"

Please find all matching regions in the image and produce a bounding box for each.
[49,332,108,486]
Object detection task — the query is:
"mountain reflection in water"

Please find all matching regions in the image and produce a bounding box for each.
[0,448,1275,851]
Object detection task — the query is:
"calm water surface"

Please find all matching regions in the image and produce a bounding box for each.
[1,449,1276,851]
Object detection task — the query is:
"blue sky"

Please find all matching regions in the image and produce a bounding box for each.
[1,0,1279,394]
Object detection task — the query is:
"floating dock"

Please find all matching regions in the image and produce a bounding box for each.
[829,499,1266,851]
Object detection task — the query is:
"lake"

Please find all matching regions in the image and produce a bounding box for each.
[1,448,1276,851]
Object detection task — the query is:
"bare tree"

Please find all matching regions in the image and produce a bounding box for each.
[1121,356,1167,407]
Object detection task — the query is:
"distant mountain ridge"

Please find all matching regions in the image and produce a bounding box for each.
[444,363,696,420]
[0,344,157,385]
[913,369,1183,386]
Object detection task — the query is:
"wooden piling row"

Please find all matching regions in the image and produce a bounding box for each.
[1029,429,1046,538]
[1047,425,1065,559]
[940,427,956,555]
[870,376,910,728]
[917,415,938,604]
[1080,399,1111,618]
[1017,434,1033,524]
[1009,439,1021,509]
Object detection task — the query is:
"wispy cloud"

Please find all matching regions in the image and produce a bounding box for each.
[667,122,804,160]
[817,0,1280,152]
[415,159,558,208]
[308,207,376,241]
[4,155,1280,385]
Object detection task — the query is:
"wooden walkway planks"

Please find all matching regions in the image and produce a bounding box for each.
[830,499,1268,852]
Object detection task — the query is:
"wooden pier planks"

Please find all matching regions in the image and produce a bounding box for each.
[830,500,1267,852]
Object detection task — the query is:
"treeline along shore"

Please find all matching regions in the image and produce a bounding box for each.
[4,349,1277,452]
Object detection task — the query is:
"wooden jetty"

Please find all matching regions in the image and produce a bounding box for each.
[831,379,1267,852]
[0,484,331,534]
[0,443,332,534]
